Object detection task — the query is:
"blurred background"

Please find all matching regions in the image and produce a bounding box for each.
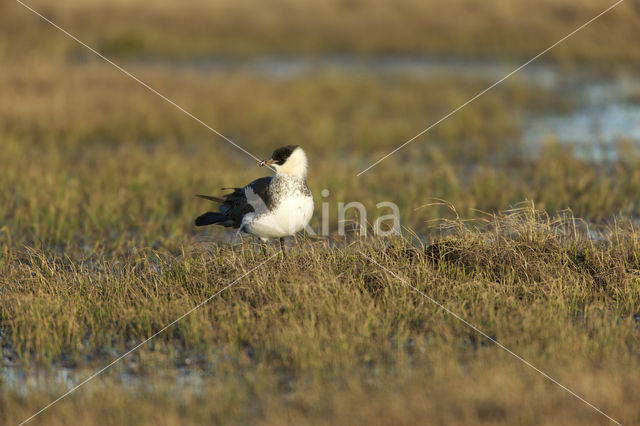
[1,0,640,244]
[3,2,640,424]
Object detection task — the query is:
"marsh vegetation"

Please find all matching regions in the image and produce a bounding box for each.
[2,0,640,424]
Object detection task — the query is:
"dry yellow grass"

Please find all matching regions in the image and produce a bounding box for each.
[2,1,640,424]
[1,208,639,425]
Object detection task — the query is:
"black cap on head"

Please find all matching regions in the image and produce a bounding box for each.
[270,145,299,165]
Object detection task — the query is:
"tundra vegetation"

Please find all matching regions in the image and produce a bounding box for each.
[1,0,640,424]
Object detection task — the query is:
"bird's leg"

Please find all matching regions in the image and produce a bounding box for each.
[260,239,268,256]
[279,237,286,258]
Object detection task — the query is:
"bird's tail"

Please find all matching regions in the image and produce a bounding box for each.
[195,212,226,226]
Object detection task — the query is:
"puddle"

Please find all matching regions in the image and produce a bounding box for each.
[139,54,640,159]
[137,53,559,85]
[523,76,640,159]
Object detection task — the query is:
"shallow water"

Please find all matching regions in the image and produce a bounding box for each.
[142,54,559,84]
[138,54,640,158]
[523,75,640,159]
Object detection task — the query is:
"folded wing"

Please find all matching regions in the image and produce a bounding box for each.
[195,176,273,228]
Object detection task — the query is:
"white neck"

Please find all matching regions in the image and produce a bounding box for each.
[274,148,308,179]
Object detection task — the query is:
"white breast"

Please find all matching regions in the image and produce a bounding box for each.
[243,193,313,239]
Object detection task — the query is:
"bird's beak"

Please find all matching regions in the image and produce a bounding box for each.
[260,158,275,167]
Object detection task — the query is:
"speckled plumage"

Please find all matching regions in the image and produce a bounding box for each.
[195,146,314,241]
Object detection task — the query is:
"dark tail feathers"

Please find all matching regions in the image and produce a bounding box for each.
[195,212,225,226]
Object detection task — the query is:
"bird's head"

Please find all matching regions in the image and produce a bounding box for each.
[260,145,308,178]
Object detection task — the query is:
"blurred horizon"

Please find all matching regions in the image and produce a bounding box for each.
[4,0,640,63]
[2,0,640,235]
[3,2,640,425]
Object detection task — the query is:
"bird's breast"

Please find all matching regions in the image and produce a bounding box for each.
[244,184,313,239]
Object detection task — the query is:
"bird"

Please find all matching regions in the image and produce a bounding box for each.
[195,145,314,255]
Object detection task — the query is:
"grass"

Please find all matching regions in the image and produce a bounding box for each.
[3,1,640,424]
[1,207,639,424]
[4,0,640,66]
[1,61,639,246]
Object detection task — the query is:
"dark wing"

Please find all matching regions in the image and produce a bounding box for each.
[194,176,273,228]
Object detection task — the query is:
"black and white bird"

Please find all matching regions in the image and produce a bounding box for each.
[195,145,314,253]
